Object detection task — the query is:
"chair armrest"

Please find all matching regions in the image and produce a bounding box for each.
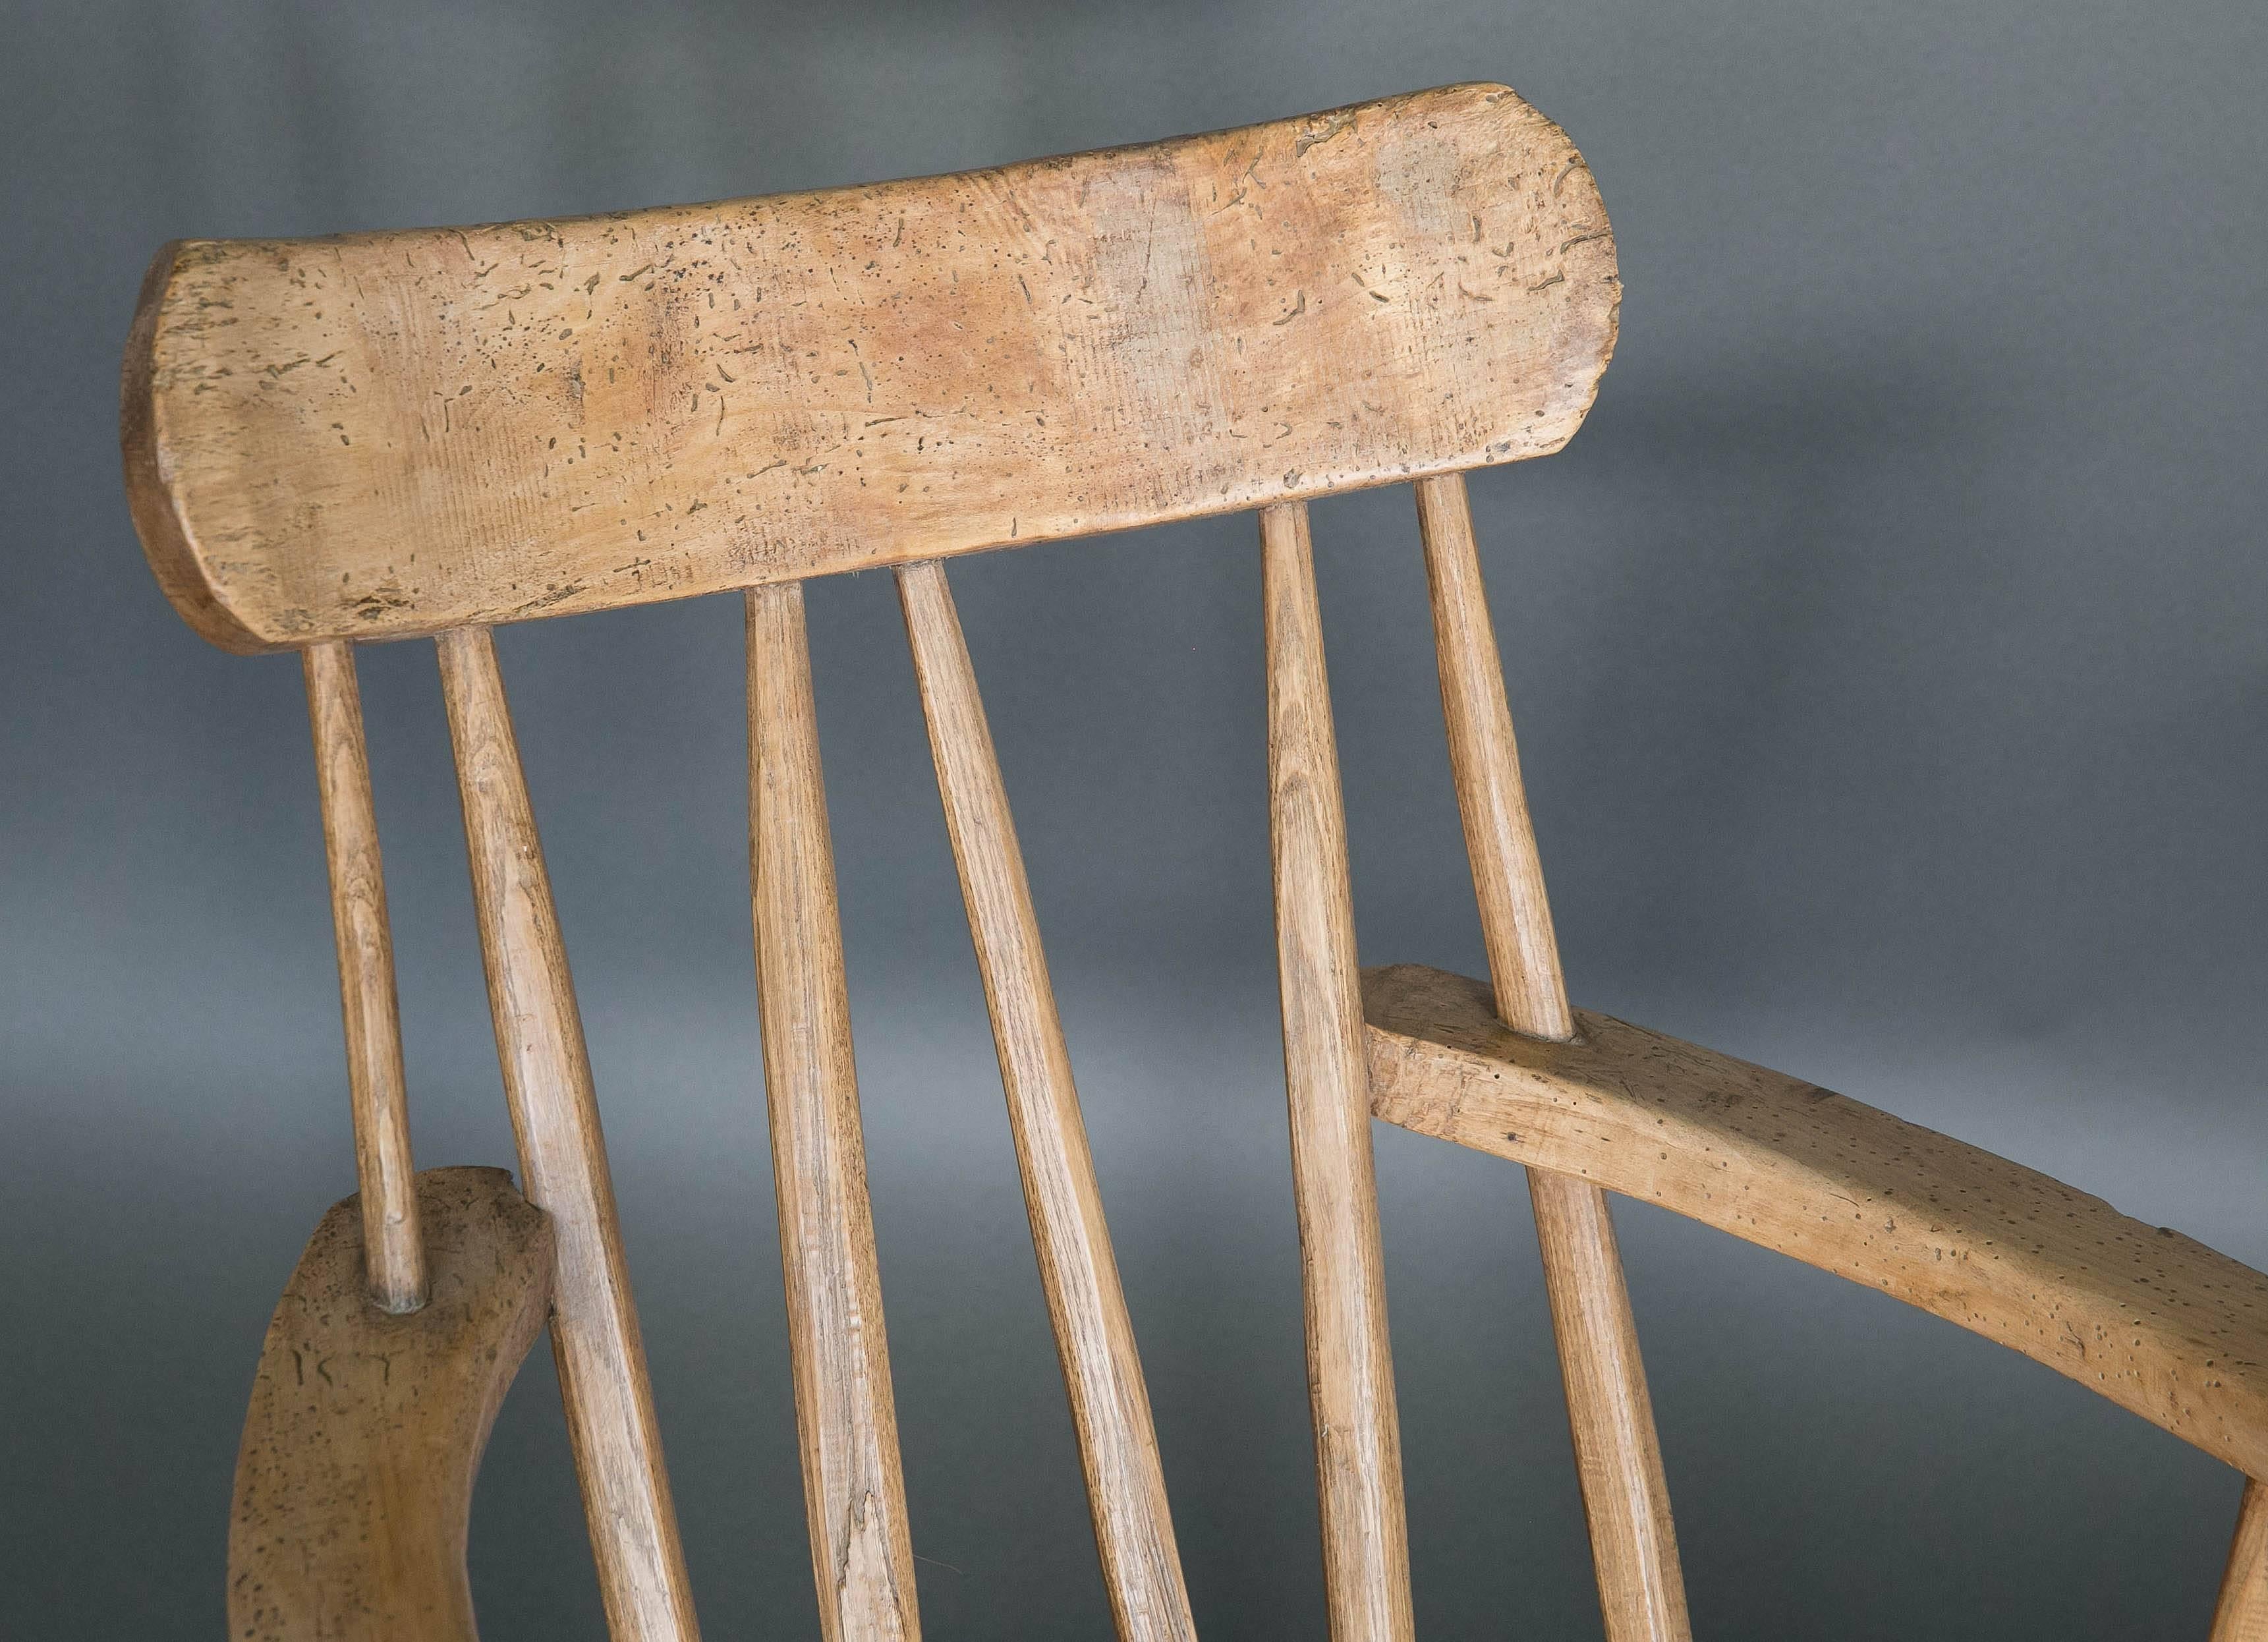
[1363,963,2268,1477]
[228,1167,553,1641]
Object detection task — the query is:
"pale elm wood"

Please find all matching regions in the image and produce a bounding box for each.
[747,582,922,1641]
[1363,963,2268,1478]
[896,558,1196,1642]
[2215,1481,2268,1642]
[436,627,702,1642]
[302,638,426,1313]
[122,84,1618,653]
[1415,470,1689,1641]
[1525,1171,1689,1642]
[227,1166,552,1641]
[1262,501,1415,1642]
[1413,472,1568,1040]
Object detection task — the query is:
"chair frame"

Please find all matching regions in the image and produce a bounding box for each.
[120,82,2267,1641]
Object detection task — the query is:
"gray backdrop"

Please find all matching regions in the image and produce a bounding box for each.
[4,1,2263,1636]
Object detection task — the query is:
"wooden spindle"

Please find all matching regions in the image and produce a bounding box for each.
[2213,1480,2268,1641]
[435,627,701,1642]
[745,583,922,1642]
[1415,471,1689,1642]
[1525,1173,1686,1640]
[303,640,426,1313]
[1410,479,1569,1042]
[1261,502,1417,1642]
[896,560,1197,1642]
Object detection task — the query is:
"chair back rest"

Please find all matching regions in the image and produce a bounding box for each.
[125,84,1649,1642]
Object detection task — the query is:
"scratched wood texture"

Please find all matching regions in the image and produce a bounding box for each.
[227,1167,553,1642]
[1364,963,2268,1481]
[121,82,1617,653]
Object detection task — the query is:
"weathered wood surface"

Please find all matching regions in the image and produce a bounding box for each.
[438,627,702,1642]
[1262,501,1415,1641]
[1364,963,2268,1477]
[1413,470,1688,1641]
[122,83,1618,653]
[227,1167,552,1641]
[747,582,922,1641]
[897,559,1195,1641]
[303,638,426,1313]
[2213,1481,2268,1641]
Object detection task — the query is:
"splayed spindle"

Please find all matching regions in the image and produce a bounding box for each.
[1415,470,1689,1642]
[897,558,1197,1642]
[436,625,701,1642]
[1261,501,1417,1642]
[745,582,922,1642]
[302,639,426,1313]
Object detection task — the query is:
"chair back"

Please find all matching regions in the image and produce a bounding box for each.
[124,84,1668,1642]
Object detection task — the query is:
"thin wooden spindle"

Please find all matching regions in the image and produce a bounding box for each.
[745,583,922,1642]
[302,640,426,1313]
[435,627,700,1642]
[1261,501,1417,1642]
[2213,1480,2268,1641]
[1415,470,1689,1642]
[896,559,1197,1642]
[1525,1174,1686,1641]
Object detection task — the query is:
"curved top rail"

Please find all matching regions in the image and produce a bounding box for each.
[122,83,1618,652]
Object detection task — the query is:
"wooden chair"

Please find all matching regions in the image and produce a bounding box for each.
[119,83,2268,1640]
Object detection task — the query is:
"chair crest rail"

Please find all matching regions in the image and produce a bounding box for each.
[121,82,1616,653]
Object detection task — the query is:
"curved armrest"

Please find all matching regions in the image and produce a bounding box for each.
[229,1167,554,1641]
[1363,964,2268,1478]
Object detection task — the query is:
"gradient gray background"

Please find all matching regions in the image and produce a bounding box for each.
[5,1,2264,1635]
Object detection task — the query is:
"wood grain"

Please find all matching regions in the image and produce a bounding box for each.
[1415,470,1689,1641]
[1525,1171,1689,1641]
[227,1166,552,1641]
[302,638,426,1313]
[1413,473,1567,1040]
[1262,501,1415,1641]
[1364,963,2268,1477]
[436,627,701,1642]
[122,84,1618,653]
[896,559,1195,1641]
[2213,1481,2268,1641]
[746,582,922,1641]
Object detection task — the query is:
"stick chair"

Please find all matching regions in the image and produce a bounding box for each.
[119,84,2268,1640]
